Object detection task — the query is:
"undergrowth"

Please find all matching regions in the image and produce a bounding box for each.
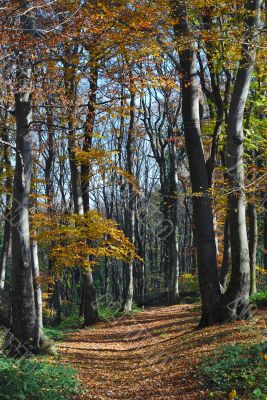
[201,342,267,399]
[0,356,83,400]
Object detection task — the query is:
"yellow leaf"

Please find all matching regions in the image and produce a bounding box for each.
[228,389,237,399]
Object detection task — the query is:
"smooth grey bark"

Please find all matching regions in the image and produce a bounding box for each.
[223,0,262,321]
[0,215,11,310]
[135,205,146,304]
[54,279,62,324]
[220,217,231,292]
[121,88,135,313]
[247,202,257,295]
[168,144,180,304]
[172,0,222,326]
[82,271,98,325]
[31,240,43,345]
[0,122,12,311]
[11,2,38,348]
[105,257,113,303]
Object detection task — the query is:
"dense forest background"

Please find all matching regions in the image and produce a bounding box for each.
[0,0,266,354]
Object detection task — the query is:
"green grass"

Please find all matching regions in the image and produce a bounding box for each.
[44,314,84,342]
[44,305,142,339]
[201,342,267,399]
[98,304,142,321]
[98,305,121,320]
[0,356,83,400]
[250,291,267,308]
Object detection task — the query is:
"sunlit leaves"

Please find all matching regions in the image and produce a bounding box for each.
[32,210,140,272]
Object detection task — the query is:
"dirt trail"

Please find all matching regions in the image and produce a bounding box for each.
[58,304,266,400]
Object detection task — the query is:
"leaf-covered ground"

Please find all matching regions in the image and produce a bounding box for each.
[58,305,266,400]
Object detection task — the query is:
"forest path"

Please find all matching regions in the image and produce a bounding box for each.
[58,304,265,400]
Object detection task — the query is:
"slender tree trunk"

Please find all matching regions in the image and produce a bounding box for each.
[168,153,179,305]
[31,240,43,344]
[162,183,179,305]
[0,121,12,313]
[121,87,135,313]
[68,151,99,326]
[264,199,267,270]
[80,68,99,326]
[223,0,262,321]
[135,213,146,305]
[220,217,231,292]
[54,279,62,324]
[105,258,113,303]
[121,218,134,312]
[44,103,58,317]
[64,54,99,326]
[201,9,225,187]
[247,203,257,295]
[172,0,222,326]
[0,217,11,311]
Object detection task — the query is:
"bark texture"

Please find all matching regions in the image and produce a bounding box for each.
[172,0,222,326]
[121,87,135,313]
[223,0,262,321]
[12,43,37,347]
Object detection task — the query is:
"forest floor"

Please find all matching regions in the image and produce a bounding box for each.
[58,304,267,400]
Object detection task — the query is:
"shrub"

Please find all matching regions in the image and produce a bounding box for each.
[98,303,141,321]
[201,342,267,399]
[179,273,199,292]
[250,291,267,308]
[44,314,84,341]
[0,356,82,400]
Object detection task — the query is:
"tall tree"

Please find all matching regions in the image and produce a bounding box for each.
[11,1,38,348]
[171,0,222,326]
[223,0,262,320]
[0,114,12,312]
[64,47,99,326]
[121,82,135,313]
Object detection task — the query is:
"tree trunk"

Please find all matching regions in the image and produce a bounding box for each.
[172,0,222,326]
[162,181,179,305]
[0,211,11,311]
[64,54,99,326]
[12,35,37,347]
[80,70,99,326]
[168,149,179,305]
[121,87,135,313]
[220,217,231,292]
[0,119,12,314]
[223,0,262,321]
[83,271,98,325]
[264,200,267,270]
[54,279,62,324]
[105,258,113,304]
[247,203,257,295]
[31,240,43,345]
[68,151,99,326]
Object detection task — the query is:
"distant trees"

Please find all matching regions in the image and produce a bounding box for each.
[0,0,265,349]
